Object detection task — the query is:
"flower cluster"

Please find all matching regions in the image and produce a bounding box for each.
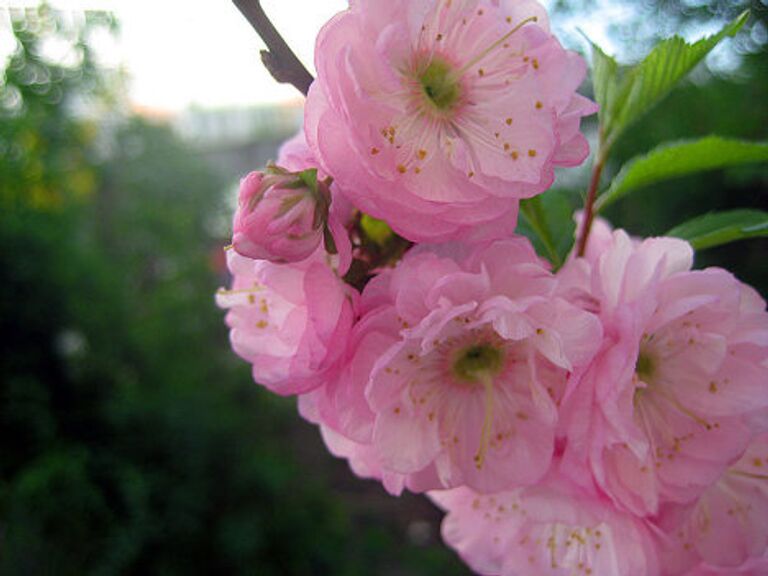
[218,1,768,574]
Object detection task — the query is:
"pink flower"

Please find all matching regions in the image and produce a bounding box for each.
[297,297,443,495]
[276,130,323,173]
[299,305,399,445]
[559,231,768,517]
[309,424,442,496]
[682,559,768,576]
[656,433,768,573]
[277,130,356,274]
[216,249,356,395]
[305,0,596,242]
[232,168,330,264]
[430,475,660,576]
[360,237,602,493]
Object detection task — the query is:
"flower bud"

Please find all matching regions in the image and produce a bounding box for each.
[232,166,330,263]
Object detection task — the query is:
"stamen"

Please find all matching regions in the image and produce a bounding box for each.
[473,373,496,469]
[454,16,539,78]
[730,470,768,481]
[217,286,264,296]
[655,385,713,430]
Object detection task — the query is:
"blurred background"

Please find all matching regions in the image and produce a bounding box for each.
[0,1,766,574]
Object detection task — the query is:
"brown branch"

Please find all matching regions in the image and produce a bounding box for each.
[232,0,314,96]
[575,150,607,258]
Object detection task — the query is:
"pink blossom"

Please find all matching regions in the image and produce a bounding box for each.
[360,237,602,493]
[430,475,660,575]
[299,305,399,445]
[297,298,443,495]
[232,168,330,264]
[276,130,324,173]
[216,249,356,395]
[656,433,768,573]
[278,130,355,274]
[305,0,596,242]
[311,424,443,496]
[559,230,768,517]
[682,559,768,576]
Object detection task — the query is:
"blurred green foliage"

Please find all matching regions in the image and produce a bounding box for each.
[0,5,116,209]
[0,6,469,575]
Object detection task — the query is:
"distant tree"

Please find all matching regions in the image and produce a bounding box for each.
[0,5,118,209]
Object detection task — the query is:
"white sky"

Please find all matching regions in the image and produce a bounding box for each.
[0,0,626,112]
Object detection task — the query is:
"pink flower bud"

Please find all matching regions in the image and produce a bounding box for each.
[232,167,329,263]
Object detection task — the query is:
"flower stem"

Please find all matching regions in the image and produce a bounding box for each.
[231,0,314,96]
[576,149,607,257]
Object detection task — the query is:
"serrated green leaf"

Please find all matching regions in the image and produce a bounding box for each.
[597,136,768,210]
[604,11,748,147]
[667,209,768,250]
[586,39,621,127]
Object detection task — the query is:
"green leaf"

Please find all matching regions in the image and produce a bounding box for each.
[603,11,748,147]
[597,136,768,210]
[586,39,621,128]
[519,191,578,268]
[667,209,768,250]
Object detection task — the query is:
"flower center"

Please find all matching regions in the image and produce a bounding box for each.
[419,58,461,111]
[453,343,504,384]
[450,341,505,470]
[635,350,656,383]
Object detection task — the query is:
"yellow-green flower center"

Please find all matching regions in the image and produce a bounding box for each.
[453,344,504,383]
[635,351,656,383]
[420,58,461,111]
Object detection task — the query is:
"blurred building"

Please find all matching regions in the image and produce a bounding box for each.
[172,100,303,179]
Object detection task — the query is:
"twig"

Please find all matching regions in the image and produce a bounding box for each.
[575,150,607,257]
[232,0,314,96]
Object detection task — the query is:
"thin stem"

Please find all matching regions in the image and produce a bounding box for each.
[575,148,607,257]
[232,0,314,96]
